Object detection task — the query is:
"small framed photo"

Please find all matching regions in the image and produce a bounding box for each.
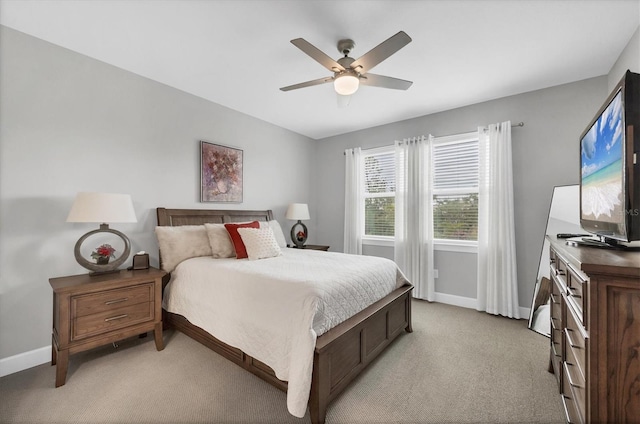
[200,141,243,203]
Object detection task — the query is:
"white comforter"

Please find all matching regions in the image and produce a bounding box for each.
[162,248,409,417]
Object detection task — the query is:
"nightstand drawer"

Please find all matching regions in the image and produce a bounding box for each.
[72,283,153,317]
[72,301,153,341]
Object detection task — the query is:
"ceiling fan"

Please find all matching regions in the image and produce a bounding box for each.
[280,31,413,98]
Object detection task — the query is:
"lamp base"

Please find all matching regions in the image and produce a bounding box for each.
[74,223,131,274]
[290,220,308,248]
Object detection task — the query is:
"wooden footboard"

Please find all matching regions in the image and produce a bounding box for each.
[164,283,413,424]
[309,284,413,423]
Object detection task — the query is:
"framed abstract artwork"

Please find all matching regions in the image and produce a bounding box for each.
[200,141,243,203]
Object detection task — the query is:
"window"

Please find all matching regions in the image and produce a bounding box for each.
[363,147,395,238]
[359,133,479,247]
[432,134,479,242]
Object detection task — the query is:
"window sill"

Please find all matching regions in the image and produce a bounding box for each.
[362,237,394,247]
[362,237,477,253]
[434,240,477,253]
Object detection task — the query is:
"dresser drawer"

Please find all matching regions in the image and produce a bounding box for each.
[561,394,580,424]
[72,283,153,317]
[550,292,562,324]
[550,292,562,354]
[566,264,586,324]
[550,318,562,384]
[72,301,153,341]
[565,304,586,379]
[549,249,558,272]
[555,257,568,286]
[562,361,585,424]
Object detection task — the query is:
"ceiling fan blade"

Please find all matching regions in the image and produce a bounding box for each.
[350,31,412,74]
[290,38,345,72]
[359,73,413,90]
[280,76,334,92]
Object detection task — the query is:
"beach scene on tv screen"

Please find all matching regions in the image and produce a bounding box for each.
[581,91,624,223]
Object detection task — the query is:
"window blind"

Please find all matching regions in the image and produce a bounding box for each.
[364,152,396,193]
[363,151,395,236]
[432,139,479,240]
[433,140,479,191]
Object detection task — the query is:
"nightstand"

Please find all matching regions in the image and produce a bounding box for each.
[49,267,166,387]
[289,244,330,251]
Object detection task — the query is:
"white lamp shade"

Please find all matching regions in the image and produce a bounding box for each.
[334,74,359,96]
[285,203,310,220]
[66,192,137,223]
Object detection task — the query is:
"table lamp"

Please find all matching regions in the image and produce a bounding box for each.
[67,192,137,274]
[285,203,310,248]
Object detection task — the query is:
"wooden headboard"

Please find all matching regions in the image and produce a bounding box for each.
[155,208,274,272]
[156,208,274,227]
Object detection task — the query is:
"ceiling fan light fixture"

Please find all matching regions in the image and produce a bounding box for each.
[334,73,359,95]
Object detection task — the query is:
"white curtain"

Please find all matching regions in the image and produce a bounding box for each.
[344,147,363,255]
[394,136,435,301]
[477,121,520,318]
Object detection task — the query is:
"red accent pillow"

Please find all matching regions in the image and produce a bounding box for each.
[224,221,260,259]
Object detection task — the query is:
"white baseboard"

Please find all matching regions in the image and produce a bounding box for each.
[520,306,531,320]
[431,292,531,320]
[0,345,50,378]
[433,292,478,309]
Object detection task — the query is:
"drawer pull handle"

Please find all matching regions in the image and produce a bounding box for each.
[564,329,582,349]
[567,287,582,298]
[557,269,566,276]
[104,314,128,322]
[105,298,128,305]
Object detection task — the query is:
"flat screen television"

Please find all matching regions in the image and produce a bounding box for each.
[579,70,640,249]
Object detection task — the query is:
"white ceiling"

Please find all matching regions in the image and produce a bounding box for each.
[1,0,639,139]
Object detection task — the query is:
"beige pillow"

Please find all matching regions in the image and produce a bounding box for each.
[204,223,236,258]
[260,220,287,248]
[237,227,282,260]
[155,225,212,272]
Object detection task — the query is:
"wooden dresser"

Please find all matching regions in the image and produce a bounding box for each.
[49,267,166,387]
[547,236,640,423]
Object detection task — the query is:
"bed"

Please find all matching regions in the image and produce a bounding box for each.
[156,208,413,424]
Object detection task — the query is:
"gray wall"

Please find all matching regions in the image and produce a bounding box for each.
[313,77,609,308]
[0,27,316,359]
[609,25,640,90]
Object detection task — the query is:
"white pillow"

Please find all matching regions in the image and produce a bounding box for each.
[237,227,282,260]
[204,223,236,258]
[155,225,212,272]
[260,220,287,248]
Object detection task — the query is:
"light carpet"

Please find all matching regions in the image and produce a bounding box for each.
[0,300,565,423]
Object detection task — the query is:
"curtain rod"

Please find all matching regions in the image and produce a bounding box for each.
[435,121,524,138]
[344,121,525,155]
